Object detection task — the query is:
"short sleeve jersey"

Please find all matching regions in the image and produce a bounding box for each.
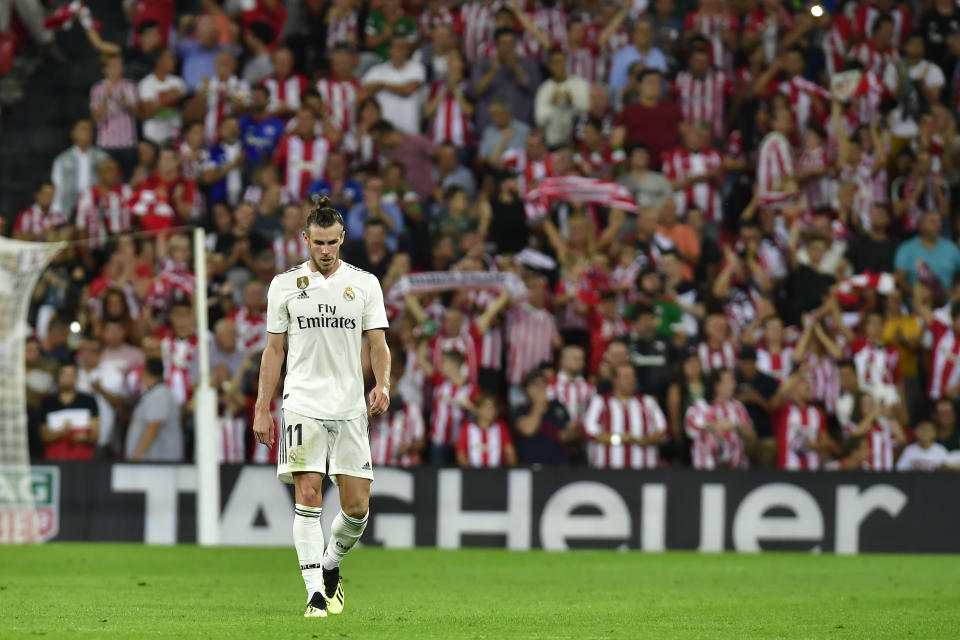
[267,260,389,420]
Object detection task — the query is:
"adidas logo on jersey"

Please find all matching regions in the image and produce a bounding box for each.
[361,461,371,470]
[297,290,309,299]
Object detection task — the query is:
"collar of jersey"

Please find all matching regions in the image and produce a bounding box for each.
[303,259,342,280]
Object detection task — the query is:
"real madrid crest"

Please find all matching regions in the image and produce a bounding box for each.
[296,276,309,290]
[343,286,356,301]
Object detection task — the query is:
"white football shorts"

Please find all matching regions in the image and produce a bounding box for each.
[277,409,373,485]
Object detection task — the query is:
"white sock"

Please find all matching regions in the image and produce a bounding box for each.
[322,510,368,570]
[293,504,324,600]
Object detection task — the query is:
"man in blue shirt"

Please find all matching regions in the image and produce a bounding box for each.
[894,211,960,291]
[174,16,227,91]
[201,117,246,207]
[608,18,669,101]
[238,86,285,168]
[308,150,363,212]
[345,176,404,251]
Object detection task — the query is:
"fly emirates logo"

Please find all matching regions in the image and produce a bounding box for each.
[296,303,357,330]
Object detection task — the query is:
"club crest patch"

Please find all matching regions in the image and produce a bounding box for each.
[297,276,309,290]
[343,286,355,301]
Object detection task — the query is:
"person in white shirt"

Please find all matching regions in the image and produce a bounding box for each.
[50,119,108,218]
[361,35,425,135]
[138,48,186,145]
[253,195,390,618]
[75,336,127,456]
[534,48,590,148]
[897,421,950,471]
[883,34,946,137]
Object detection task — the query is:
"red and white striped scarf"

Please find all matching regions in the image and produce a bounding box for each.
[525,176,638,223]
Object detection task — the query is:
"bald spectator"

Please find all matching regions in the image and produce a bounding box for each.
[50,120,109,218]
[209,318,245,375]
[175,15,227,91]
[478,100,530,165]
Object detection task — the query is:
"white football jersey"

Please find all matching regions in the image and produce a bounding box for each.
[267,260,388,420]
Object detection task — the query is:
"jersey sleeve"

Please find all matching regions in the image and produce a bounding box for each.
[362,275,389,331]
[266,276,289,334]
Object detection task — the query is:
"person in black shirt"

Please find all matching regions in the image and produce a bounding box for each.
[844,204,898,274]
[626,304,674,398]
[476,171,529,255]
[344,219,394,280]
[511,371,577,464]
[786,235,835,326]
[735,346,779,467]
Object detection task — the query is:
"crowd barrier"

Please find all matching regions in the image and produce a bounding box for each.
[3,463,958,553]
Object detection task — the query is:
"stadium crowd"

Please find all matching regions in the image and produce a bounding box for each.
[12,0,960,472]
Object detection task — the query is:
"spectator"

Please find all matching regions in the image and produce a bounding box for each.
[208,318,245,376]
[262,46,308,118]
[843,390,905,471]
[238,85,286,166]
[125,357,183,461]
[932,397,960,451]
[241,21,275,86]
[894,211,960,291]
[131,147,197,231]
[174,16,225,92]
[845,204,898,274]
[773,373,830,470]
[13,181,65,241]
[608,18,669,98]
[309,150,362,212]
[625,302,673,396]
[891,150,949,234]
[735,346,779,467]
[138,48,186,146]
[370,119,435,201]
[896,421,951,471]
[370,355,426,467]
[425,48,474,150]
[75,158,134,249]
[272,108,333,204]
[472,28,541,133]
[345,176,404,252]
[612,69,681,169]
[584,362,668,469]
[433,142,476,199]
[364,0,418,61]
[316,43,361,135]
[75,336,127,457]
[345,219,393,280]
[40,364,99,461]
[50,119,108,219]
[478,100,531,166]
[186,50,250,146]
[512,370,576,464]
[90,52,139,177]
[455,393,517,468]
[125,19,163,81]
[201,117,246,207]
[685,369,755,469]
[534,48,589,149]
[429,350,477,465]
[362,36,425,135]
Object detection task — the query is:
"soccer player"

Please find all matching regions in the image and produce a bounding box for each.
[253,195,390,618]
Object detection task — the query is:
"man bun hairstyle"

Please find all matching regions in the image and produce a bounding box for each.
[305,194,344,231]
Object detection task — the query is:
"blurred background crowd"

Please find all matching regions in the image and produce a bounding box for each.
[5,0,960,472]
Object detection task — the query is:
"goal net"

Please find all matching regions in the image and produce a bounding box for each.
[0,237,65,543]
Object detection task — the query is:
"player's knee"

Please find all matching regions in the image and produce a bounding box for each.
[341,497,368,520]
[296,483,323,507]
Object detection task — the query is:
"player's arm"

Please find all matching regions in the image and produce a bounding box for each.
[367,328,391,417]
[253,332,286,447]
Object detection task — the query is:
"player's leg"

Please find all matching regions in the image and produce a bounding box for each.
[323,413,374,614]
[321,474,370,613]
[294,471,328,617]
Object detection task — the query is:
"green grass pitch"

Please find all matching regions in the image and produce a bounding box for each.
[1,545,958,639]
